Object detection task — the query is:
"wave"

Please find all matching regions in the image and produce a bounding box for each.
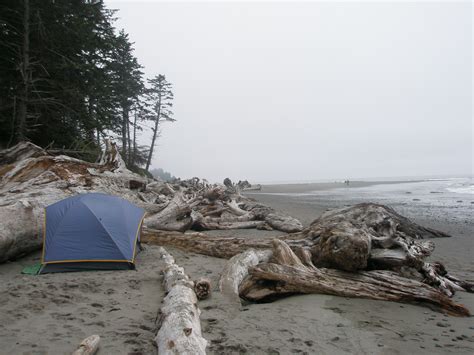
[446,185,474,195]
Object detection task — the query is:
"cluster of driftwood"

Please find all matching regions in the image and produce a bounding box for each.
[144,203,473,316]
[0,140,300,263]
[0,141,472,353]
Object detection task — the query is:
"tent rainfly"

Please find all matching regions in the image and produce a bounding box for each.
[40,193,145,273]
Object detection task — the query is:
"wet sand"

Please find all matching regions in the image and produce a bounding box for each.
[0,181,473,354]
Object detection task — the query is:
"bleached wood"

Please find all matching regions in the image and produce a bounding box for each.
[71,335,100,355]
[145,192,193,232]
[0,140,148,262]
[219,249,272,302]
[155,247,207,355]
[239,240,470,316]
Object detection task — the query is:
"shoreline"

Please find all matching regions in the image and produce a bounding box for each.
[250,179,422,194]
[0,182,472,354]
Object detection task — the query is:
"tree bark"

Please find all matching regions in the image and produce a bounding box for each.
[16,0,30,142]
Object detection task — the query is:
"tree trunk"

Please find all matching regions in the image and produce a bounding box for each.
[87,97,96,144]
[121,106,129,159]
[126,114,131,166]
[141,228,279,259]
[132,109,138,166]
[16,0,30,142]
[145,95,161,172]
[96,127,101,150]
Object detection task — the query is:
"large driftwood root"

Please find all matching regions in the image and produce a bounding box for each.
[309,220,372,271]
[155,247,207,354]
[239,240,470,316]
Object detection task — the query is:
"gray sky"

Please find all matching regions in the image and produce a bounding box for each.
[107,1,472,183]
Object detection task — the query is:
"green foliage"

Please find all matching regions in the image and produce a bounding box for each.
[0,0,120,148]
[0,0,151,169]
[144,74,175,171]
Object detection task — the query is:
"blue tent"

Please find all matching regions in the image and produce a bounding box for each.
[40,193,145,273]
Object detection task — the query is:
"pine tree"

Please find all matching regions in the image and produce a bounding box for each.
[145,75,175,172]
[109,30,144,161]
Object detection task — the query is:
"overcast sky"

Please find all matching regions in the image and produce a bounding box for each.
[107,1,472,183]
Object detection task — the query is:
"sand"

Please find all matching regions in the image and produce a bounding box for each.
[0,247,164,354]
[0,181,473,354]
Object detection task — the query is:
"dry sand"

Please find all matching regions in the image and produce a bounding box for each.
[0,247,164,354]
[0,181,473,354]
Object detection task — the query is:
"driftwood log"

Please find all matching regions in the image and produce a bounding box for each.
[219,249,272,303]
[155,247,207,354]
[71,335,100,355]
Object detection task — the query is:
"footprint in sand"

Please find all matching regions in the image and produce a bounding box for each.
[129,280,141,290]
[85,320,106,327]
[105,288,115,295]
[51,312,75,321]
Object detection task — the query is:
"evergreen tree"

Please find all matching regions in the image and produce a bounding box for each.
[0,1,121,150]
[109,30,144,161]
[0,1,176,172]
[144,75,175,172]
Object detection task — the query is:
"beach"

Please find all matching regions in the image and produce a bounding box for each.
[0,179,473,354]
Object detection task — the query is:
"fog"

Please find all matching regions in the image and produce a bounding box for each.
[107,1,472,183]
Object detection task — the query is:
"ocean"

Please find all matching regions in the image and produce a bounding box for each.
[261,177,473,229]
